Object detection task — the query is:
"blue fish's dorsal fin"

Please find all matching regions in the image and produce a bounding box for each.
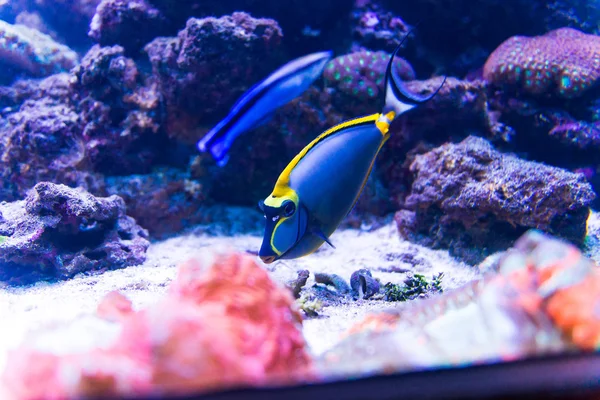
[383,27,447,116]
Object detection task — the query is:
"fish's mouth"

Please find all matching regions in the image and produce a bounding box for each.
[260,254,277,264]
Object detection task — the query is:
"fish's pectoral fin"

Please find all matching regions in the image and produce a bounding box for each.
[383,25,447,116]
[312,225,336,249]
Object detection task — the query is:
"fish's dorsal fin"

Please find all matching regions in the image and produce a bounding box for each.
[383,27,447,116]
[272,114,381,197]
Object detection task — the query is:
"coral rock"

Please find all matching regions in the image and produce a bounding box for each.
[0,20,78,83]
[89,0,169,53]
[1,252,312,398]
[0,89,105,201]
[71,45,164,175]
[105,168,206,238]
[144,12,283,144]
[483,27,600,98]
[0,182,149,284]
[397,136,595,263]
[349,0,410,52]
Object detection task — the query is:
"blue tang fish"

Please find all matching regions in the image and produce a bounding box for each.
[258,34,447,264]
[197,50,333,166]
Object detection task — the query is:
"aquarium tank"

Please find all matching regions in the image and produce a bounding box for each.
[0,0,599,399]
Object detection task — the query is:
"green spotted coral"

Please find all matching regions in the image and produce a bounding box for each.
[323,50,415,100]
[483,27,600,99]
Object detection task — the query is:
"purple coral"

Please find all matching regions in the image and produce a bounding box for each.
[483,27,600,98]
[0,182,149,284]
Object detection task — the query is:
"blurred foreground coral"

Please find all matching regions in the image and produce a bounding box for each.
[1,252,312,399]
[318,230,600,378]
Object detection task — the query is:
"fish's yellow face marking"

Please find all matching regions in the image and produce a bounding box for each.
[261,193,301,256]
[264,189,299,208]
[375,110,396,135]
[270,217,286,255]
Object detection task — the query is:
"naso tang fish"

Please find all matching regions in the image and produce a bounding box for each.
[197,50,333,167]
[258,33,447,264]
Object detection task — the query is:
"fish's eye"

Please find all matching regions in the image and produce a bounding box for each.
[282,201,296,217]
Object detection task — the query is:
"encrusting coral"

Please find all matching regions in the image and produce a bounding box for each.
[323,50,415,100]
[483,27,600,99]
[0,252,312,398]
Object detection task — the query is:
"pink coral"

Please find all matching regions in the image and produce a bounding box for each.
[1,252,312,399]
[483,27,600,98]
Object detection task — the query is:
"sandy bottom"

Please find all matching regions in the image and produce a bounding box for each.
[0,221,482,373]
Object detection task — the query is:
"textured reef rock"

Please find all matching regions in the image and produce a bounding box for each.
[349,0,410,52]
[396,136,595,263]
[379,77,508,208]
[318,230,600,378]
[3,0,100,49]
[0,182,149,284]
[0,43,164,202]
[105,167,206,238]
[484,27,600,99]
[89,0,169,53]
[71,44,164,175]
[143,0,353,54]
[0,20,78,83]
[1,252,312,398]
[144,12,284,144]
[0,74,105,202]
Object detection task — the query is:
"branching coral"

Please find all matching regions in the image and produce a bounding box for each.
[483,27,600,98]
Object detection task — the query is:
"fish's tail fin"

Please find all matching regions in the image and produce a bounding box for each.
[382,26,447,119]
[197,125,231,167]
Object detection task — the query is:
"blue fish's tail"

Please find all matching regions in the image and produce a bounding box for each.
[383,26,447,117]
[197,125,231,167]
